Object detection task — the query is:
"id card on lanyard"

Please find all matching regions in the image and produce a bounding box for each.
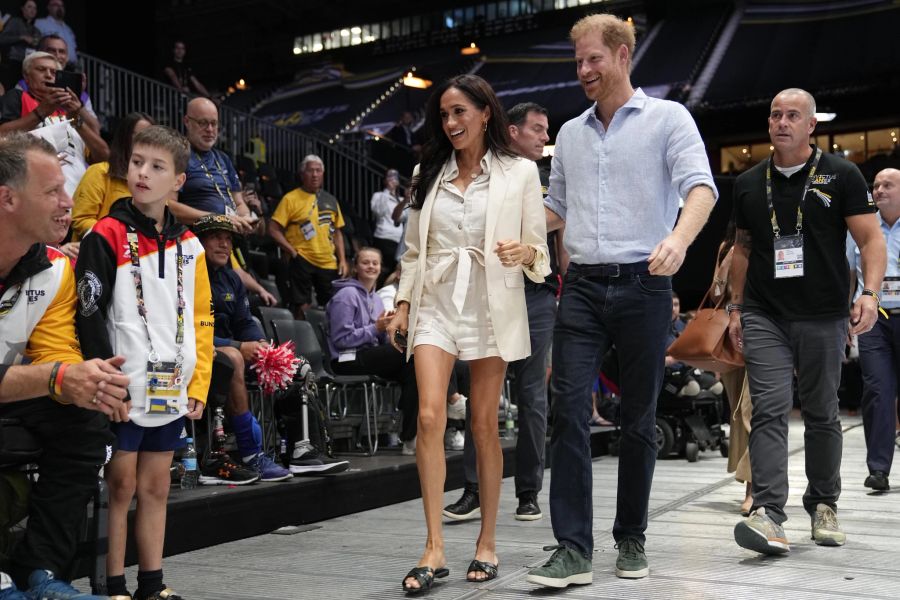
[882,276,900,300]
[767,147,822,279]
[126,231,186,414]
[299,193,320,240]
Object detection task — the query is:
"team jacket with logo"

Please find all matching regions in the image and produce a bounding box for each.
[0,244,82,389]
[75,199,213,427]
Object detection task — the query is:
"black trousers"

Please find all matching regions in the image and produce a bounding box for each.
[333,345,418,441]
[0,397,113,583]
[287,255,338,308]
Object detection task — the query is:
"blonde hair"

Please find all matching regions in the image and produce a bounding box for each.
[570,14,636,68]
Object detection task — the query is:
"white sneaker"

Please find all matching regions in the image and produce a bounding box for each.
[444,428,464,451]
[447,395,467,421]
[677,379,701,397]
[401,437,416,456]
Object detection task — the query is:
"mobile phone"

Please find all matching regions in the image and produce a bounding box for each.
[393,329,408,349]
[51,70,83,98]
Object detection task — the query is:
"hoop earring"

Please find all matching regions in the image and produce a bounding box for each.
[482,120,488,132]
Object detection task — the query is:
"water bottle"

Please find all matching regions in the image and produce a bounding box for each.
[213,407,226,450]
[180,438,199,490]
[504,399,516,440]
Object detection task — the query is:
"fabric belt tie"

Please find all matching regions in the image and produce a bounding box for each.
[428,246,485,314]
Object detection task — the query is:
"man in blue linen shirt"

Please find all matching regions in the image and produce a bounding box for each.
[527,13,717,588]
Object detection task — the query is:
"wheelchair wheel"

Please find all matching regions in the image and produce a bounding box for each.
[720,438,729,458]
[655,418,674,459]
[685,440,700,462]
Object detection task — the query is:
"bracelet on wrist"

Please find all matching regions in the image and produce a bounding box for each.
[861,288,880,303]
[54,362,68,398]
[726,303,743,315]
[48,361,61,400]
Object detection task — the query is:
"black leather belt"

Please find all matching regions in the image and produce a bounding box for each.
[569,261,650,278]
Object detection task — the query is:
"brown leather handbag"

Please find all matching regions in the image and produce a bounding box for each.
[667,288,744,373]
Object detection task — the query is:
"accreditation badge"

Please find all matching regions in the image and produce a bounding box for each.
[882,276,900,300]
[300,221,317,241]
[773,234,804,279]
[146,360,181,415]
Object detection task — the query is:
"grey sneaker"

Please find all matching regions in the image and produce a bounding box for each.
[734,507,790,555]
[811,503,845,546]
[615,538,649,579]
[526,545,592,588]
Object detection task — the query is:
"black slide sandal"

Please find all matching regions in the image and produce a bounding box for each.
[466,559,499,582]
[402,566,449,593]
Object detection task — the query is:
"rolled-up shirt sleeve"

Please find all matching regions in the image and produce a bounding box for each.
[544,132,567,219]
[666,104,718,202]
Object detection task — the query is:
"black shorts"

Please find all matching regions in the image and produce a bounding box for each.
[287,254,338,307]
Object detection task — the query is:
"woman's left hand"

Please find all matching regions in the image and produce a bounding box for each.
[495,239,534,267]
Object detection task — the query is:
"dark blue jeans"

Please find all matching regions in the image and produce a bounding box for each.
[462,283,556,497]
[857,312,900,475]
[549,266,671,557]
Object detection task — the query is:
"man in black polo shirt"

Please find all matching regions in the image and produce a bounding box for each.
[728,88,885,556]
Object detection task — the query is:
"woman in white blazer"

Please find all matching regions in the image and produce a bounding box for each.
[388,75,549,593]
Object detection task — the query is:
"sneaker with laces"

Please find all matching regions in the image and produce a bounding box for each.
[515,492,542,521]
[734,507,790,555]
[25,570,107,599]
[615,538,649,578]
[444,428,464,451]
[400,437,416,456]
[0,573,27,600]
[246,453,292,482]
[447,395,467,421]
[289,440,349,475]
[442,489,480,521]
[811,503,845,546]
[199,451,260,486]
[526,545,592,588]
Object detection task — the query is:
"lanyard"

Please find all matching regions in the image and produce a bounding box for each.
[194,150,237,213]
[306,191,320,222]
[0,283,23,319]
[765,146,822,239]
[127,231,185,381]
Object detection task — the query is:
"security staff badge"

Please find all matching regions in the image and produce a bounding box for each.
[146,359,182,414]
[882,276,900,300]
[774,235,804,279]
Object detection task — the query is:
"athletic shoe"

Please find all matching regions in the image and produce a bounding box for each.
[442,489,480,521]
[199,452,260,486]
[515,492,542,521]
[864,470,890,491]
[811,503,846,546]
[447,395,467,421]
[526,545,592,588]
[136,589,183,600]
[444,428,464,451]
[401,437,416,456]
[25,570,108,599]
[0,573,27,600]
[246,453,293,482]
[734,507,790,555]
[615,538,649,579]
[289,440,349,475]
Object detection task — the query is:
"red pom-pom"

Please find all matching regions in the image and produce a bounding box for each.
[251,341,302,394]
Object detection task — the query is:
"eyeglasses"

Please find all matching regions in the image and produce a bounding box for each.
[186,116,218,129]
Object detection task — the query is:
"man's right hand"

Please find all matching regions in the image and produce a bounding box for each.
[727,311,744,354]
[228,214,255,235]
[240,340,269,363]
[37,87,72,118]
[61,356,131,421]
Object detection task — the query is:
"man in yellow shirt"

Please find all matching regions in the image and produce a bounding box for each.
[269,154,349,313]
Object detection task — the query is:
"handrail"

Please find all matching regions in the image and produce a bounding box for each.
[79,52,387,220]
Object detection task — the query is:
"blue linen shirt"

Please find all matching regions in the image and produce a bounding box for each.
[847,213,900,308]
[544,89,717,264]
[180,149,242,215]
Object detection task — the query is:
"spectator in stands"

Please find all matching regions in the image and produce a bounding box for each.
[729,88,884,556]
[162,40,210,98]
[269,154,349,314]
[34,34,101,132]
[0,51,109,197]
[192,214,292,482]
[847,167,900,493]
[0,132,128,599]
[76,126,215,600]
[71,111,154,240]
[530,14,716,588]
[0,0,40,90]
[443,101,557,524]
[388,74,549,591]
[34,0,75,66]
[370,168,404,276]
[326,247,419,451]
[386,110,422,153]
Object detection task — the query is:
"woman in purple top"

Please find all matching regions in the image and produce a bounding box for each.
[326,247,419,443]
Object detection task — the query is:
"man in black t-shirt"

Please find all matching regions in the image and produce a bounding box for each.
[728,88,885,556]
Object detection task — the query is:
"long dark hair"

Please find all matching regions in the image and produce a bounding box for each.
[410,74,515,210]
[108,111,154,180]
[718,219,737,262]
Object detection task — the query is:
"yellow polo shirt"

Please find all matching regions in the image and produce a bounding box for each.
[271,187,345,269]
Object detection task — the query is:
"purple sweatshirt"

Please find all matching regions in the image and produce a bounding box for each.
[326,278,387,361]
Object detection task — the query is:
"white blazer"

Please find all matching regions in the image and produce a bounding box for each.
[396,152,550,362]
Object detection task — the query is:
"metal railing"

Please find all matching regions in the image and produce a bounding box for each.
[80,53,386,220]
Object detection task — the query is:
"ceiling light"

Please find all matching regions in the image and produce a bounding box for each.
[815,112,837,122]
[461,42,480,56]
[403,74,432,89]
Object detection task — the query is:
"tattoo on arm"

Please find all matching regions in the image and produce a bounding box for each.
[736,229,752,251]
